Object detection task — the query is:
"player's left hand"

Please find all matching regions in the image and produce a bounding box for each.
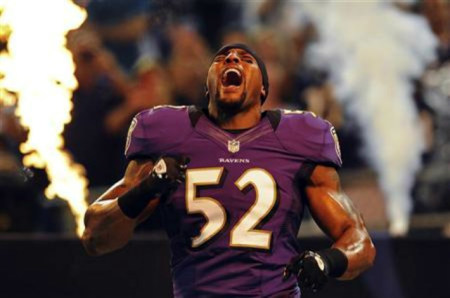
[283,250,328,293]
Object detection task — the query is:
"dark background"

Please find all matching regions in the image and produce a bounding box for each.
[0,1,449,298]
[1,234,449,298]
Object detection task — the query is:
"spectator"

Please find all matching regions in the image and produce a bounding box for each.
[87,0,154,72]
[105,58,174,134]
[167,24,211,106]
[65,26,130,188]
[0,106,40,232]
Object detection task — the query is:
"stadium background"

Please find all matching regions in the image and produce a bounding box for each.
[0,0,449,297]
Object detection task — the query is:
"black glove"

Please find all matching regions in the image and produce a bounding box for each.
[118,155,190,219]
[149,155,190,194]
[283,248,348,293]
[283,251,328,293]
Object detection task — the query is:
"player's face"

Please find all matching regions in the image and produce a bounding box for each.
[207,48,264,111]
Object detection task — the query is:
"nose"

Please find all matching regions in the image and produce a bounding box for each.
[225,51,240,64]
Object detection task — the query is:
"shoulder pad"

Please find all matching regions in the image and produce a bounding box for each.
[125,105,192,160]
[276,109,342,167]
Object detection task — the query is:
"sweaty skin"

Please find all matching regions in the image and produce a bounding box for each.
[82,158,156,255]
[82,47,375,281]
[207,49,266,129]
[306,165,375,279]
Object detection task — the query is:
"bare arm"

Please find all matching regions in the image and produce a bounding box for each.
[82,159,159,256]
[305,165,376,280]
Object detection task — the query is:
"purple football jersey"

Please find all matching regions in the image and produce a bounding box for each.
[125,106,342,297]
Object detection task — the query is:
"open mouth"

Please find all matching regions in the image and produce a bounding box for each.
[222,68,242,87]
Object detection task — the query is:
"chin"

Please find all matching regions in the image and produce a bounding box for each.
[219,94,242,104]
[215,91,247,113]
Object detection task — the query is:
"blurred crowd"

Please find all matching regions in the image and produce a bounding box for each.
[0,0,449,233]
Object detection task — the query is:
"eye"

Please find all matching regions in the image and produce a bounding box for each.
[214,55,225,62]
[243,56,254,63]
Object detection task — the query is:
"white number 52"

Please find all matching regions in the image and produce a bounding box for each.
[185,167,277,250]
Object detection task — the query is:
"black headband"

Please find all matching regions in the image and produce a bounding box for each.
[213,43,269,104]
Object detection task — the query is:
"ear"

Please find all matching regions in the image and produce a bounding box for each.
[260,86,266,99]
[203,83,209,100]
[204,86,209,101]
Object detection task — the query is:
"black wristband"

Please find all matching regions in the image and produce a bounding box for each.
[317,248,348,278]
[117,173,165,219]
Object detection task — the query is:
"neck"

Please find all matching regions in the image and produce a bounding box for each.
[208,102,261,130]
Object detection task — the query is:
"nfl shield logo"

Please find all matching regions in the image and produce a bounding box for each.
[228,140,240,153]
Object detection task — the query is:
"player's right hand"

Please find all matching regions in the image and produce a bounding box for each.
[149,155,190,194]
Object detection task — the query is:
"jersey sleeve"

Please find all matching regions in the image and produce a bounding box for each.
[124,111,155,160]
[277,110,342,168]
[321,123,342,168]
[124,105,193,160]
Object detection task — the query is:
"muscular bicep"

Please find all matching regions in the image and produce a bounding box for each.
[304,165,376,279]
[82,158,158,255]
[94,158,159,223]
[96,158,154,202]
[304,165,364,240]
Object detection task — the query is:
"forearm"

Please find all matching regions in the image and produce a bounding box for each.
[82,181,138,256]
[82,177,155,255]
[82,157,186,256]
[82,157,180,255]
[332,225,375,280]
[82,196,159,256]
[82,199,137,256]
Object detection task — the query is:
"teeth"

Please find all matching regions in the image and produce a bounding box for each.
[222,68,242,87]
[224,68,241,77]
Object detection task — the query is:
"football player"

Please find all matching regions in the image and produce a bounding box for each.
[82,43,375,297]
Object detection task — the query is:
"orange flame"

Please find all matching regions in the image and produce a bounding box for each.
[0,0,88,236]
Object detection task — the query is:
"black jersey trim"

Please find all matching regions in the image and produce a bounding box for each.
[224,128,250,134]
[295,162,317,188]
[294,161,340,186]
[189,106,281,131]
[265,110,282,131]
[188,105,204,127]
[316,161,341,170]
